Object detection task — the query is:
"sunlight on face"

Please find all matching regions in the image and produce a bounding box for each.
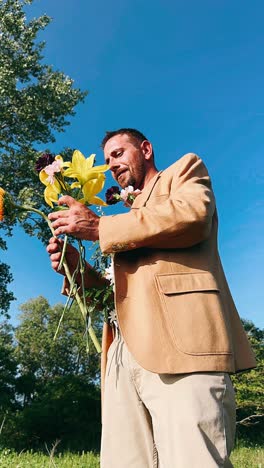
[104,134,147,189]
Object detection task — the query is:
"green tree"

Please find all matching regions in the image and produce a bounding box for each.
[6,296,101,451]
[15,296,100,387]
[0,0,87,316]
[231,319,264,443]
[0,257,15,318]
[0,0,86,154]
[14,375,101,452]
[0,320,18,435]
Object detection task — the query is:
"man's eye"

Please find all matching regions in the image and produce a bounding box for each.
[116,151,123,157]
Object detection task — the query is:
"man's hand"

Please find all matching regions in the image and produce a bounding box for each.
[46,237,79,276]
[47,236,108,289]
[48,196,100,241]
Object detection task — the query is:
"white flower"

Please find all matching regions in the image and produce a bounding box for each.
[120,185,134,201]
[104,260,115,285]
[44,160,63,184]
[109,309,117,324]
[120,186,141,206]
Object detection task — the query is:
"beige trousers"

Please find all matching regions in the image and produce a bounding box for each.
[101,332,236,468]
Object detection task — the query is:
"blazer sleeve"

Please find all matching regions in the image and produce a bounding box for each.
[99,154,216,254]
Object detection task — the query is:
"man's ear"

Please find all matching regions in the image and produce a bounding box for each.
[141,140,153,160]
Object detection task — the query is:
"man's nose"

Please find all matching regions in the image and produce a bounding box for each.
[108,157,120,172]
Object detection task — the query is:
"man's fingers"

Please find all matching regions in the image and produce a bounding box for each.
[49,217,78,237]
[46,242,63,273]
[53,226,68,237]
[48,198,99,241]
[47,236,62,249]
[50,252,61,263]
[49,216,76,235]
[57,195,77,207]
[48,196,79,221]
[48,210,68,221]
[53,225,82,238]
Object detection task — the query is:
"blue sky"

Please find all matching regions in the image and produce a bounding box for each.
[2,0,263,327]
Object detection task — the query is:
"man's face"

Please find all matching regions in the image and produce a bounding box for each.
[103,134,147,189]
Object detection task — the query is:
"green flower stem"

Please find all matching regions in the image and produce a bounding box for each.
[62,260,101,353]
[58,234,68,271]
[19,204,102,353]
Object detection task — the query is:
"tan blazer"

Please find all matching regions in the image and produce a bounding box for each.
[99,153,256,387]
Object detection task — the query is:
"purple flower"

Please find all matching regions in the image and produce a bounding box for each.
[105,186,121,205]
[35,153,55,172]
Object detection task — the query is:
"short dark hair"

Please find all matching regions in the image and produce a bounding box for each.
[101,128,148,149]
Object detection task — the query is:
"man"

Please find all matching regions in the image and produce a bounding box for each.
[47,128,256,467]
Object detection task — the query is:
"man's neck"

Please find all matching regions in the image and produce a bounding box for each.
[140,167,159,190]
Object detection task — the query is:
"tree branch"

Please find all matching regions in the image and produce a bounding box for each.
[237,414,264,426]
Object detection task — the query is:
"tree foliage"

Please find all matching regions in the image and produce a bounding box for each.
[0,321,17,412]
[13,375,101,452]
[0,0,87,153]
[231,319,264,443]
[0,0,87,316]
[0,261,15,318]
[1,296,101,451]
[15,296,101,387]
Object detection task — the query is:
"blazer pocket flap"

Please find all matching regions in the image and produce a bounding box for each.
[156,272,220,294]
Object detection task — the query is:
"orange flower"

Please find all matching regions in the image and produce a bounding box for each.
[0,187,5,221]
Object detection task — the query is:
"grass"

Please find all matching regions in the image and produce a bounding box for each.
[0,450,100,468]
[0,445,263,467]
[231,445,264,467]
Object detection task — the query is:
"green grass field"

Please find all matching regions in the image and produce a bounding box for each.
[0,446,263,467]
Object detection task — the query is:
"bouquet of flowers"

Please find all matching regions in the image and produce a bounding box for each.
[0,149,142,353]
[0,150,109,352]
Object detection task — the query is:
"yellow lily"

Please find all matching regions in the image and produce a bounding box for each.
[39,155,64,207]
[82,173,108,206]
[43,183,61,207]
[63,150,109,186]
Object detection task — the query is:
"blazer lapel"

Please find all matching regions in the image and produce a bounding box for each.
[132,171,163,208]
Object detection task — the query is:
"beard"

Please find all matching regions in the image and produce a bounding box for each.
[119,173,136,188]
[119,157,146,189]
